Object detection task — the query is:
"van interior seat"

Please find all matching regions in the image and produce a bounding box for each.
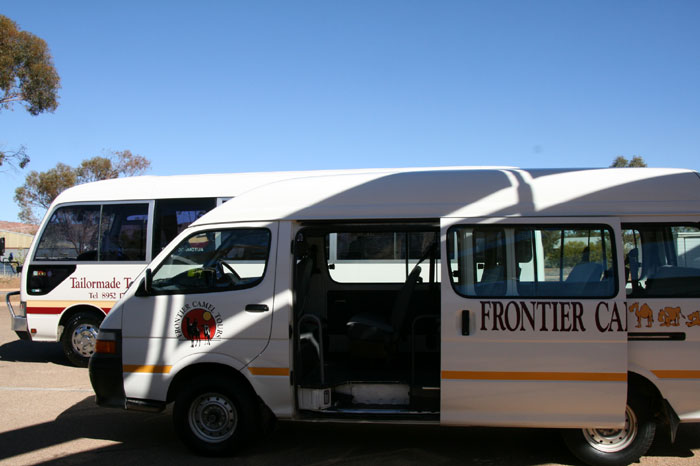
[346,265,423,344]
[566,262,603,284]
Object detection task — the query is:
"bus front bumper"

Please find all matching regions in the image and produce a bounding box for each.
[6,291,31,340]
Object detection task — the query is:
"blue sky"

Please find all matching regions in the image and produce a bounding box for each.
[2,1,699,222]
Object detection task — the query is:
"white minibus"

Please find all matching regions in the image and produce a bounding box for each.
[89,168,700,466]
[7,170,361,366]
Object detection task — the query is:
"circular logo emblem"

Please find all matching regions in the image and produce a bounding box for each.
[181,308,217,345]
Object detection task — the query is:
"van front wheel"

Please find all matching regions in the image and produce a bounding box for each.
[173,376,256,456]
[562,395,656,466]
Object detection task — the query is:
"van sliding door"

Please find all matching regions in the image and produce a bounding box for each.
[440,217,627,428]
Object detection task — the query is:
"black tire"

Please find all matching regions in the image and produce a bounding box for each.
[173,375,258,456]
[61,312,102,367]
[562,393,656,466]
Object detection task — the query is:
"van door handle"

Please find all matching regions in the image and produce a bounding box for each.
[245,304,269,313]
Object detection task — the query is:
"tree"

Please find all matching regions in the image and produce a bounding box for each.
[610,156,647,167]
[1,15,60,170]
[76,150,151,183]
[14,150,150,223]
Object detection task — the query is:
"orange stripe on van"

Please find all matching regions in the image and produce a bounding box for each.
[123,365,172,374]
[652,370,700,380]
[247,367,289,376]
[441,371,627,382]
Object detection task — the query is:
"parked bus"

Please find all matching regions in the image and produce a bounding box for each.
[89,168,700,466]
[7,170,368,366]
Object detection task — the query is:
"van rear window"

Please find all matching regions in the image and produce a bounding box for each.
[623,224,700,297]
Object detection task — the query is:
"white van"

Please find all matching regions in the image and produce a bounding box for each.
[8,170,369,366]
[89,168,700,466]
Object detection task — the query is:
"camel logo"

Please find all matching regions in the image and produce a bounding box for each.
[629,302,654,328]
[658,306,684,327]
[686,311,700,327]
[628,302,700,329]
[174,302,223,346]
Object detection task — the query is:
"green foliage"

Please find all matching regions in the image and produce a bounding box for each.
[611,155,647,167]
[14,150,150,223]
[1,15,60,171]
[76,150,150,183]
[0,15,60,115]
[541,229,612,278]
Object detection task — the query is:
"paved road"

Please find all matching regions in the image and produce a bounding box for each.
[1,291,700,465]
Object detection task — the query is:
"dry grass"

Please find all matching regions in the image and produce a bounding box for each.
[0,276,21,289]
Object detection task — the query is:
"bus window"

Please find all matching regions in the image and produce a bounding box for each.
[34,203,148,262]
[34,205,101,261]
[99,204,148,261]
[623,224,700,297]
[153,198,217,254]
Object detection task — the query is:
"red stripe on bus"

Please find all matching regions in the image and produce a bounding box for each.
[27,306,112,315]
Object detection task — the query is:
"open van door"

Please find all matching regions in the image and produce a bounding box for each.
[440,217,628,428]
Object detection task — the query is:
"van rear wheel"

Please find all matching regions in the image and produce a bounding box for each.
[562,394,655,466]
[173,375,256,456]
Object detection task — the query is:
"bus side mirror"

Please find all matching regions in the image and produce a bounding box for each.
[136,269,153,296]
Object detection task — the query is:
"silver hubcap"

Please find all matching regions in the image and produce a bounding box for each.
[71,323,98,357]
[583,405,638,453]
[189,393,237,443]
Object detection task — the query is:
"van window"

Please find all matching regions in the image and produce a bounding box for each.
[622,224,700,297]
[326,231,438,283]
[150,228,271,294]
[448,225,616,298]
[35,203,148,261]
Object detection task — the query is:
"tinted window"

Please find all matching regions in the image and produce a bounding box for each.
[153,198,217,253]
[35,203,148,261]
[99,204,148,261]
[623,224,700,297]
[35,205,100,261]
[448,225,616,298]
[151,228,271,294]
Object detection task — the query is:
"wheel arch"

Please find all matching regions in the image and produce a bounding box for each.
[628,370,680,442]
[57,304,107,340]
[166,362,260,406]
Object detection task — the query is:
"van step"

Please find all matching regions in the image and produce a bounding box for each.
[299,408,439,422]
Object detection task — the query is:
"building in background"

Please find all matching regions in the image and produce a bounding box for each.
[0,221,39,266]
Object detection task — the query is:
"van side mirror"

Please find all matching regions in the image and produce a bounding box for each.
[136,268,153,297]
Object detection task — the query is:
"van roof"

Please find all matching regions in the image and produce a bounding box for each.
[50,168,470,205]
[192,167,700,225]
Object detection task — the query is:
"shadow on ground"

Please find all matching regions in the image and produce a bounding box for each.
[0,338,70,366]
[0,396,698,466]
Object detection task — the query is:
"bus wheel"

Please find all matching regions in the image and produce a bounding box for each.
[61,312,101,367]
[173,376,256,456]
[562,394,656,466]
